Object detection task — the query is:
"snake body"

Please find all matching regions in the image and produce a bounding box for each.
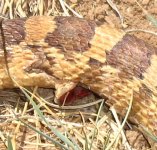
[0,16,157,137]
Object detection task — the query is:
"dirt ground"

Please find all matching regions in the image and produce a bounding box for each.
[71,0,157,47]
[0,0,157,149]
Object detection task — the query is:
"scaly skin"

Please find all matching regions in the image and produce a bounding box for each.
[0,16,157,137]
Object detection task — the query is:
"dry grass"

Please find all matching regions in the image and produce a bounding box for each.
[0,0,152,150]
[0,85,125,150]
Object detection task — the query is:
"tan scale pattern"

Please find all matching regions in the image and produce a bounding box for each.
[143,55,157,94]
[25,16,57,46]
[84,25,125,63]
[42,24,124,99]
[0,45,56,89]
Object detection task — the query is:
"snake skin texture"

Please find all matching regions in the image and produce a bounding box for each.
[0,16,157,137]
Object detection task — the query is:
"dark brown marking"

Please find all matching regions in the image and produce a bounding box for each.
[24,48,46,73]
[2,18,26,47]
[88,57,103,67]
[23,46,46,72]
[45,16,96,52]
[24,45,57,77]
[106,34,157,79]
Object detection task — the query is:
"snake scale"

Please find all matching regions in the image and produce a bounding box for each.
[0,16,157,138]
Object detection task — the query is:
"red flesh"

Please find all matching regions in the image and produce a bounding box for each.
[59,86,92,105]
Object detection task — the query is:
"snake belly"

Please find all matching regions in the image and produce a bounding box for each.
[0,16,157,137]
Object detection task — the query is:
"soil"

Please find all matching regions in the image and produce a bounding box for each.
[69,0,157,47]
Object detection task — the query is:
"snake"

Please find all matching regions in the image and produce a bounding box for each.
[0,16,157,138]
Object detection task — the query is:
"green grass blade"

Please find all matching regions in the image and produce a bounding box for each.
[7,136,13,150]
[19,86,80,150]
[142,127,157,142]
[15,116,69,150]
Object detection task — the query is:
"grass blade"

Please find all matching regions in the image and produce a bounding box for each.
[13,115,69,150]
[19,86,80,150]
[7,136,13,150]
